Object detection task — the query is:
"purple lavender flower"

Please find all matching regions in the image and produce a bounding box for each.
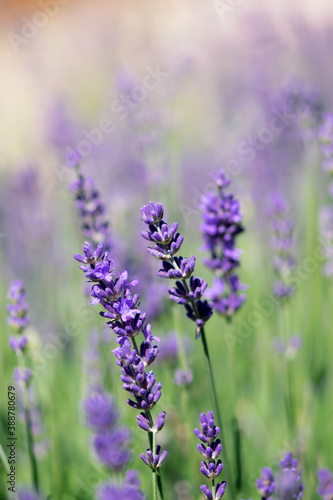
[140,445,168,471]
[6,280,29,333]
[319,113,333,189]
[256,467,276,499]
[275,452,304,500]
[9,335,28,352]
[93,428,132,470]
[68,153,112,250]
[98,470,145,500]
[174,368,193,386]
[7,280,40,493]
[272,336,302,359]
[317,469,333,500]
[83,392,118,431]
[140,201,212,338]
[14,367,32,384]
[318,205,333,277]
[18,491,44,500]
[194,411,226,500]
[74,242,167,491]
[156,330,193,365]
[98,480,145,500]
[282,78,324,135]
[200,169,247,318]
[267,193,296,300]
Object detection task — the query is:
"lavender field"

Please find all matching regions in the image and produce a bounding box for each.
[0,1,333,499]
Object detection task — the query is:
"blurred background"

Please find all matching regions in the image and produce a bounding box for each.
[1,1,333,499]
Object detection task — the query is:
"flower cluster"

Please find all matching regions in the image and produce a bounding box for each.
[7,281,32,384]
[74,241,167,472]
[317,468,333,500]
[257,452,304,500]
[67,151,112,250]
[98,470,145,500]
[319,113,333,197]
[83,391,132,471]
[194,411,226,500]
[257,467,276,499]
[267,193,296,299]
[7,280,41,493]
[7,280,30,335]
[275,452,304,500]
[318,206,333,277]
[282,78,324,134]
[272,335,302,359]
[140,201,212,338]
[199,169,247,318]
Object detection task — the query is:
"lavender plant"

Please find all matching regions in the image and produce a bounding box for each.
[194,411,226,500]
[83,392,132,471]
[74,241,167,500]
[67,151,112,251]
[318,206,333,278]
[140,201,234,496]
[267,193,296,300]
[282,78,324,139]
[317,468,333,500]
[267,193,300,443]
[318,113,333,198]
[199,169,247,319]
[97,469,145,500]
[256,452,304,500]
[6,280,40,494]
[275,452,304,500]
[256,467,276,500]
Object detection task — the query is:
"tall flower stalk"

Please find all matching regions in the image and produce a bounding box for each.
[74,242,167,500]
[267,193,298,440]
[67,151,112,251]
[6,281,40,494]
[194,411,226,500]
[199,170,246,494]
[199,169,247,319]
[140,202,234,498]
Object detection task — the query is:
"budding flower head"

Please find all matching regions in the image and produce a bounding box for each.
[140,201,164,224]
[66,149,82,168]
[317,469,333,500]
[257,467,276,499]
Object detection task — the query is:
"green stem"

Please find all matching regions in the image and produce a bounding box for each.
[199,324,234,496]
[282,302,297,443]
[170,269,234,498]
[212,478,216,499]
[152,431,158,500]
[16,351,39,493]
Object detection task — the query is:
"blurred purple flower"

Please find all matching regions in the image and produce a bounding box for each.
[200,169,247,318]
[317,469,333,500]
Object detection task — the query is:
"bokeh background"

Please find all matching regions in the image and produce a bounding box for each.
[1,1,333,499]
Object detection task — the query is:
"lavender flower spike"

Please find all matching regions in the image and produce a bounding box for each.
[7,281,40,494]
[267,192,296,300]
[195,411,226,500]
[317,469,333,500]
[68,151,112,251]
[140,445,168,471]
[74,242,167,499]
[256,467,276,499]
[276,452,304,500]
[200,169,247,318]
[140,201,233,496]
[140,201,212,338]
